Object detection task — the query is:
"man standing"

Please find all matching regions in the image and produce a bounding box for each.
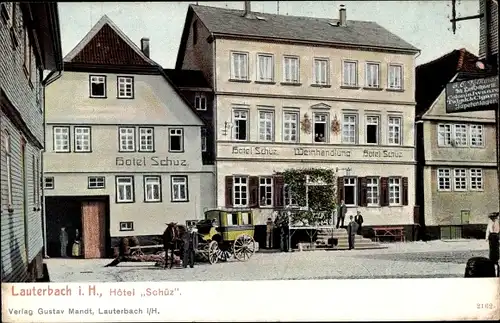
[59,227,68,258]
[347,216,358,250]
[354,211,364,236]
[336,200,347,229]
[266,217,274,249]
[485,212,499,275]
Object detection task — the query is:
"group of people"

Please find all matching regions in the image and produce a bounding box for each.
[59,227,81,258]
[336,200,364,250]
[162,223,198,269]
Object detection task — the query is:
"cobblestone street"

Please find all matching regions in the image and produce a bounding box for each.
[46,240,489,282]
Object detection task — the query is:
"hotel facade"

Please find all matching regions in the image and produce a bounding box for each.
[43,16,211,258]
[176,3,421,239]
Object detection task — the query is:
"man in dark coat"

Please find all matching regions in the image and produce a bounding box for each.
[59,227,68,258]
[486,212,499,276]
[354,211,364,236]
[347,216,359,250]
[336,200,347,229]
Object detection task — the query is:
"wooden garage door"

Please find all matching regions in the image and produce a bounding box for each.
[81,201,106,258]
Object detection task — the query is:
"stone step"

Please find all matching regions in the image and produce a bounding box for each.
[296,243,387,251]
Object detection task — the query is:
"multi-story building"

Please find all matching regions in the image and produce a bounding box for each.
[175,2,421,241]
[1,2,62,281]
[415,48,499,240]
[43,15,208,258]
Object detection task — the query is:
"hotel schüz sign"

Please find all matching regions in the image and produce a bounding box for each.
[230,145,405,159]
[445,76,499,113]
[116,156,188,167]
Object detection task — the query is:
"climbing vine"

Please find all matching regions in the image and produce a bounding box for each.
[277,168,337,226]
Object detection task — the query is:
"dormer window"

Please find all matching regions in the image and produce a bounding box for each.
[117,76,134,99]
[89,75,106,98]
[195,92,207,110]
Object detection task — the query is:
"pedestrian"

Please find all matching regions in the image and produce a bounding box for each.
[354,211,364,236]
[336,200,347,229]
[266,217,274,249]
[347,216,358,250]
[59,227,68,258]
[485,212,499,276]
[72,228,81,257]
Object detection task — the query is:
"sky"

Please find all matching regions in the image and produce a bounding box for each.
[58,1,481,68]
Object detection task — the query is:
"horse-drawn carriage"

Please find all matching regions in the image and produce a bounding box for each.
[189,208,257,264]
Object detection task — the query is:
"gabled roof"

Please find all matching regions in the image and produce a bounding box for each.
[163,69,211,89]
[64,15,156,66]
[176,4,419,69]
[415,48,494,119]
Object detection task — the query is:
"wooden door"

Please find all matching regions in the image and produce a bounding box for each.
[81,201,106,258]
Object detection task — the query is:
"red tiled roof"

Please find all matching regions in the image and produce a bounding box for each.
[69,24,150,66]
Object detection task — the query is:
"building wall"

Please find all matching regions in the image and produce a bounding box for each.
[1,2,44,282]
[214,38,416,103]
[180,16,215,87]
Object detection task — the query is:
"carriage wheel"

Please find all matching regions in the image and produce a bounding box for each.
[233,234,255,261]
[131,249,144,256]
[208,241,219,264]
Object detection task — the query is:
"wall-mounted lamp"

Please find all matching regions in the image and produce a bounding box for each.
[220,121,234,136]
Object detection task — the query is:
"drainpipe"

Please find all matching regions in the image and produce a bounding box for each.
[41,70,62,258]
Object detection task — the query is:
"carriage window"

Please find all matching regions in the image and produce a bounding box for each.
[226,213,238,226]
[241,212,252,225]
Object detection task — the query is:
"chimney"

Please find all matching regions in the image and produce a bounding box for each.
[243,1,251,17]
[140,37,150,57]
[339,4,346,27]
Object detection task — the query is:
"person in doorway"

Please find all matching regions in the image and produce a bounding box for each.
[485,212,499,275]
[347,216,358,250]
[318,133,325,142]
[266,217,274,249]
[59,227,68,258]
[336,200,347,229]
[354,211,364,236]
[72,229,81,257]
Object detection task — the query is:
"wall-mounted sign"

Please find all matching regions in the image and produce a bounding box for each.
[116,156,188,167]
[445,76,499,113]
[221,143,412,162]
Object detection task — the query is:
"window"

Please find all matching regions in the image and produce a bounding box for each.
[437,124,452,146]
[313,58,329,85]
[233,176,248,207]
[195,92,207,111]
[454,169,467,191]
[74,127,91,152]
[344,177,357,206]
[469,125,484,147]
[259,177,273,207]
[342,114,357,144]
[284,185,298,207]
[388,64,403,90]
[366,177,379,206]
[171,176,188,202]
[117,76,134,99]
[313,113,328,142]
[283,112,299,143]
[119,127,135,152]
[119,221,134,232]
[437,168,451,191]
[365,116,380,144]
[233,109,248,141]
[4,131,13,205]
[53,126,70,152]
[453,124,468,146]
[139,127,154,152]
[169,128,184,152]
[144,176,162,202]
[388,116,402,145]
[89,75,106,98]
[231,52,249,80]
[258,110,274,142]
[470,169,483,191]
[342,61,357,86]
[257,54,273,82]
[388,177,401,205]
[116,176,134,203]
[283,56,299,83]
[44,177,54,190]
[365,63,380,88]
[88,176,105,189]
[201,129,207,152]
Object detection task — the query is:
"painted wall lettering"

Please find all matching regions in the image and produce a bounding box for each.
[115,157,188,167]
[363,149,403,158]
[294,148,351,157]
[231,146,278,155]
